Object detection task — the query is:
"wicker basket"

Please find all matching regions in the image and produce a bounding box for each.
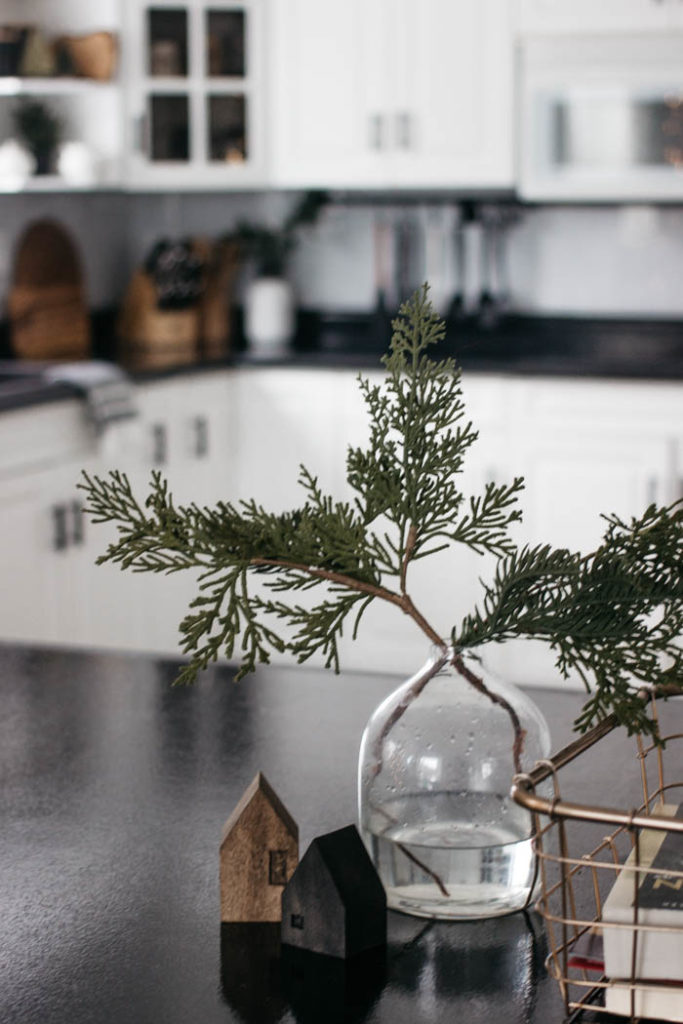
[512,693,683,1023]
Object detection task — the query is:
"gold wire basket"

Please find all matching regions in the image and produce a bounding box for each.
[512,691,683,1023]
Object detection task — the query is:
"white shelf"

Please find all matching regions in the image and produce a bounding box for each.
[0,77,118,97]
[0,175,120,193]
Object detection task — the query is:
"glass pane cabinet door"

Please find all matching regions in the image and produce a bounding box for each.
[126,1,264,187]
[206,9,245,76]
[208,94,247,162]
[150,94,190,160]
[148,8,188,76]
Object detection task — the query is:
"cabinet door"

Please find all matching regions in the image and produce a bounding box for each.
[268,0,387,188]
[0,474,58,645]
[123,0,266,189]
[518,0,672,34]
[391,0,514,189]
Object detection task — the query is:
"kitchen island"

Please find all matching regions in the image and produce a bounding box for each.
[2,641,680,1023]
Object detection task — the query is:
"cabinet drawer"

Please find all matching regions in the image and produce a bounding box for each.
[0,401,93,479]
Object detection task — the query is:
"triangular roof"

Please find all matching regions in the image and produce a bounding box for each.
[221,772,298,844]
[308,825,384,908]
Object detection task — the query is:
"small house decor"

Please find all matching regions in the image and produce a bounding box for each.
[281,825,387,959]
[220,771,298,923]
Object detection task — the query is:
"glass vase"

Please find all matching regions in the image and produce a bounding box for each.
[358,645,551,920]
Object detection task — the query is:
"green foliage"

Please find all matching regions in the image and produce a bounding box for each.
[455,499,683,737]
[229,190,328,276]
[79,285,683,735]
[13,98,61,157]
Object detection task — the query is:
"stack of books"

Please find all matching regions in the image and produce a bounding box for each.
[569,804,683,1021]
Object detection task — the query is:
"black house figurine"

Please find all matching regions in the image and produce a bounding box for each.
[281,824,387,959]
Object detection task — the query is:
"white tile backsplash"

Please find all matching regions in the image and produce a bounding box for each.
[2,191,683,319]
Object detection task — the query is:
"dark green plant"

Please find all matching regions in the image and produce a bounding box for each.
[79,286,683,745]
[229,190,328,276]
[12,99,61,166]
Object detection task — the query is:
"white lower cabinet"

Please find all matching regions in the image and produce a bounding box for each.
[0,369,681,691]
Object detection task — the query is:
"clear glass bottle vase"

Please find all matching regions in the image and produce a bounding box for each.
[358,645,551,920]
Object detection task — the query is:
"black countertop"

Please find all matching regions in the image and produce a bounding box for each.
[1,311,682,415]
[2,642,680,1024]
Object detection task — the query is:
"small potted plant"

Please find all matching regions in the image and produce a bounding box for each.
[12,98,61,175]
[230,190,327,358]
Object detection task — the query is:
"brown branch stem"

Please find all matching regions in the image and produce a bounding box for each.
[371,801,450,897]
[452,651,527,774]
[400,523,418,594]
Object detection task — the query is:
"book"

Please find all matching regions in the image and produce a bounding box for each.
[605,980,683,1023]
[602,803,683,983]
[567,929,604,972]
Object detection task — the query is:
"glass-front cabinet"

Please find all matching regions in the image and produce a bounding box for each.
[123,0,265,188]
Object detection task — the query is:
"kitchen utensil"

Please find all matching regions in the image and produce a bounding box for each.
[446,204,467,323]
[477,206,499,331]
[373,210,394,346]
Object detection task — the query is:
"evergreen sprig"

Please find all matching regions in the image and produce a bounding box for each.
[79,285,683,736]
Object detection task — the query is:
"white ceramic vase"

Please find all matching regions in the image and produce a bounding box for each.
[244,276,295,358]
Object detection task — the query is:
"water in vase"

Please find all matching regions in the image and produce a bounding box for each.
[364,791,535,919]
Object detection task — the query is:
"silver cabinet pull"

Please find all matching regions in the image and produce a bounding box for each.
[71,501,85,546]
[152,423,168,465]
[134,113,149,154]
[646,477,659,505]
[369,114,384,150]
[52,505,68,552]
[397,112,412,150]
[193,415,209,459]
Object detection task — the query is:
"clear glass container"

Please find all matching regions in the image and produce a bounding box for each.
[358,645,551,920]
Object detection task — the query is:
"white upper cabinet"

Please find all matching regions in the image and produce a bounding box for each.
[517,0,675,35]
[122,0,267,189]
[268,0,514,190]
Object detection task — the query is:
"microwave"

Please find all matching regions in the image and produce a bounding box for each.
[518,35,683,201]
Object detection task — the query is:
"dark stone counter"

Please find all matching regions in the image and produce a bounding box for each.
[1,310,682,415]
[1,641,681,1023]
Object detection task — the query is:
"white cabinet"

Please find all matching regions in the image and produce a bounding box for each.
[0,400,97,647]
[482,377,683,687]
[269,0,514,190]
[1,369,681,688]
[517,0,674,35]
[99,370,239,654]
[122,0,266,189]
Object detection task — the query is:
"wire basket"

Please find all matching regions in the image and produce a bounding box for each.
[512,691,683,1023]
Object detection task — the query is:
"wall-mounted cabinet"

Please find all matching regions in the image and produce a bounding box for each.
[122,0,267,189]
[268,0,514,191]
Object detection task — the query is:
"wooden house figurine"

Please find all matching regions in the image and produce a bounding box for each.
[281,825,387,959]
[220,772,298,922]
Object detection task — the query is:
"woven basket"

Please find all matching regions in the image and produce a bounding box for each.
[58,31,117,81]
